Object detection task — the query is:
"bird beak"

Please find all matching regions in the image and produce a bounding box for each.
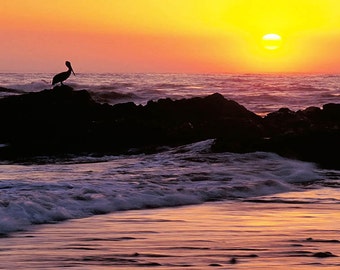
[71,68,75,76]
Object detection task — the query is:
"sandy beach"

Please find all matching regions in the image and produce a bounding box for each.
[1,188,339,269]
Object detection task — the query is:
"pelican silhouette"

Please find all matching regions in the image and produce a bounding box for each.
[52,61,75,86]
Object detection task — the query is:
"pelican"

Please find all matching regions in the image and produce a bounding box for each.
[52,61,75,86]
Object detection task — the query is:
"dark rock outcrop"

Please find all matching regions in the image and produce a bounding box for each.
[213,103,340,169]
[0,86,261,158]
[0,85,339,168]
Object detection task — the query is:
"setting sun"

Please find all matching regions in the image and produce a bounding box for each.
[262,34,282,50]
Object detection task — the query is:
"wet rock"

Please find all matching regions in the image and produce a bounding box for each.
[209,263,222,266]
[214,103,340,169]
[306,238,340,243]
[313,251,337,258]
[0,87,260,159]
[248,254,259,257]
[0,85,339,169]
[229,257,238,264]
[323,103,340,121]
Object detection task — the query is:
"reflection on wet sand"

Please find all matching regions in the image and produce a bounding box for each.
[0,188,339,269]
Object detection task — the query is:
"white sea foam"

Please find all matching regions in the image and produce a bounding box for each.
[0,140,328,234]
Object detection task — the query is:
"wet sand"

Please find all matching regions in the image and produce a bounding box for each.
[0,188,339,269]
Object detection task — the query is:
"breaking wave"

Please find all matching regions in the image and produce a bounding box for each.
[0,140,324,235]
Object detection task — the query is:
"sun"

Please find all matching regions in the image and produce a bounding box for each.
[262,33,282,50]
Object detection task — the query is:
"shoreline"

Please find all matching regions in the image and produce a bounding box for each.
[1,188,339,269]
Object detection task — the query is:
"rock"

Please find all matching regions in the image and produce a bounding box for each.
[213,103,340,169]
[323,103,340,120]
[264,107,312,135]
[262,130,340,169]
[0,87,261,159]
[229,257,238,264]
[262,104,340,168]
[306,238,340,243]
[0,85,339,169]
[0,86,103,157]
[301,106,322,118]
[313,251,337,258]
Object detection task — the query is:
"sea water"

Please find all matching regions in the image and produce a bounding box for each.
[1,73,339,115]
[0,73,339,269]
[0,140,331,234]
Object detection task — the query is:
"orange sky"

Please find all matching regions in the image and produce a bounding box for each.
[1,0,340,73]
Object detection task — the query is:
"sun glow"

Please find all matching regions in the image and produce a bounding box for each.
[262,34,282,50]
[2,0,340,73]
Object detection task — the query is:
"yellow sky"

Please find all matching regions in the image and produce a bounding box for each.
[1,0,340,73]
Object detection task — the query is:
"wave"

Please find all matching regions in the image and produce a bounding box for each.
[2,81,51,92]
[0,140,324,235]
[70,82,135,91]
[0,87,25,93]
[88,90,138,104]
[154,83,187,88]
[0,87,26,99]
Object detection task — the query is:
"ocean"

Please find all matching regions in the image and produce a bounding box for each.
[0,73,339,269]
[1,73,339,115]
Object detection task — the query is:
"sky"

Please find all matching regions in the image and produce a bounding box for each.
[1,0,340,74]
